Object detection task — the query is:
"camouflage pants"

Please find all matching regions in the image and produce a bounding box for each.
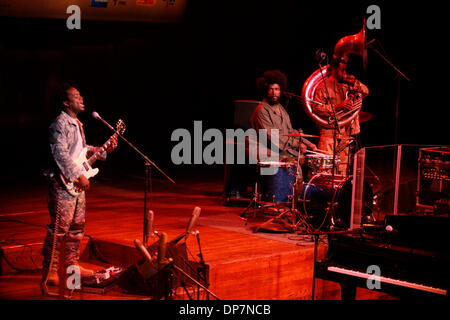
[42,178,86,271]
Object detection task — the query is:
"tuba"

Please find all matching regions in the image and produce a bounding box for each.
[301,22,367,129]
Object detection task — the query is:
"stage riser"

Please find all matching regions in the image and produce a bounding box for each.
[83,239,328,299]
[207,246,387,300]
[1,238,390,300]
[210,247,313,299]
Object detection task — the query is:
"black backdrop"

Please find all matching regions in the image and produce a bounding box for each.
[0,0,447,184]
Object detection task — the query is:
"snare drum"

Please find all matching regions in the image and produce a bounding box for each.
[258,161,297,203]
[305,154,340,174]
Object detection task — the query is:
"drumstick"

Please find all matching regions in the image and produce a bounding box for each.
[305,149,329,156]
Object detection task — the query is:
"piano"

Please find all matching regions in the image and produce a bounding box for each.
[315,214,450,299]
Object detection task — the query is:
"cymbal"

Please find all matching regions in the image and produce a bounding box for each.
[359,111,373,123]
[282,133,319,138]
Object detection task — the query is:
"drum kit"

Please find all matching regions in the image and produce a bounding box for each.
[240,130,374,233]
[240,21,381,233]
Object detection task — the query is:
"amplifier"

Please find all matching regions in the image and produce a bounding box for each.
[417,146,450,211]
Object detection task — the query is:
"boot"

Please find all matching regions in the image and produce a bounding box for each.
[41,244,60,287]
[46,270,60,286]
[65,232,95,278]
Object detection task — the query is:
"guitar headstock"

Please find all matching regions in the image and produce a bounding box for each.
[115,119,126,135]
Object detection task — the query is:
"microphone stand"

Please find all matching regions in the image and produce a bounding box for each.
[144,165,152,246]
[367,40,411,144]
[284,91,325,107]
[317,56,341,230]
[195,231,210,300]
[341,139,356,177]
[170,261,220,300]
[93,114,175,244]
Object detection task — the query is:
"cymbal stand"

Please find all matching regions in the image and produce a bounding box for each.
[291,135,315,233]
[240,178,296,232]
[239,181,261,218]
[291,130,306,228]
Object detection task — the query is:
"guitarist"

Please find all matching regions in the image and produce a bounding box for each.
[41,83,118,288]
[312,55,369,176]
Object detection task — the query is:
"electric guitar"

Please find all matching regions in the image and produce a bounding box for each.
[60,119,126,196]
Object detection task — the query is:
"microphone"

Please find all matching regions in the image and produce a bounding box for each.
[315,49,327,63]
[134,239,158,280]
[385,225,399,235]
[134,239,154,265]
[144,210,154,246]
[171,207,201,244]
[91,111,101,120]
[148,210,154,237]
[92,111,115,131]
[186,207,201,236]
[157,232,168,268]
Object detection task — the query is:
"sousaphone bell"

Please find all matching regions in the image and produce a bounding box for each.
[301,21,367,129]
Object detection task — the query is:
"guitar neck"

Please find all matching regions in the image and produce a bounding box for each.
[87,134,117,166]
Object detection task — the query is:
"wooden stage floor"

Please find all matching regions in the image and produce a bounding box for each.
[0,167,391,300]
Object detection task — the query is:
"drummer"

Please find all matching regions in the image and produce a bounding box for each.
[250,70,317,176]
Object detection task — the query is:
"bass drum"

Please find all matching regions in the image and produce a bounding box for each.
[258,161,297,203]
[300,174,373,229]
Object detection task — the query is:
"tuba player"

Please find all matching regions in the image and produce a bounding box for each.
[312,55,369,175]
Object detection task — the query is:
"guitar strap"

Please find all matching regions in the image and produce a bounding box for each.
[75,119,86,148]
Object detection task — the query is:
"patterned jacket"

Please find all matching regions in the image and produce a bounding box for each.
[46,111,105,182]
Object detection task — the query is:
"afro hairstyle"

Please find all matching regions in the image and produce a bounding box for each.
[256,69,288,92]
